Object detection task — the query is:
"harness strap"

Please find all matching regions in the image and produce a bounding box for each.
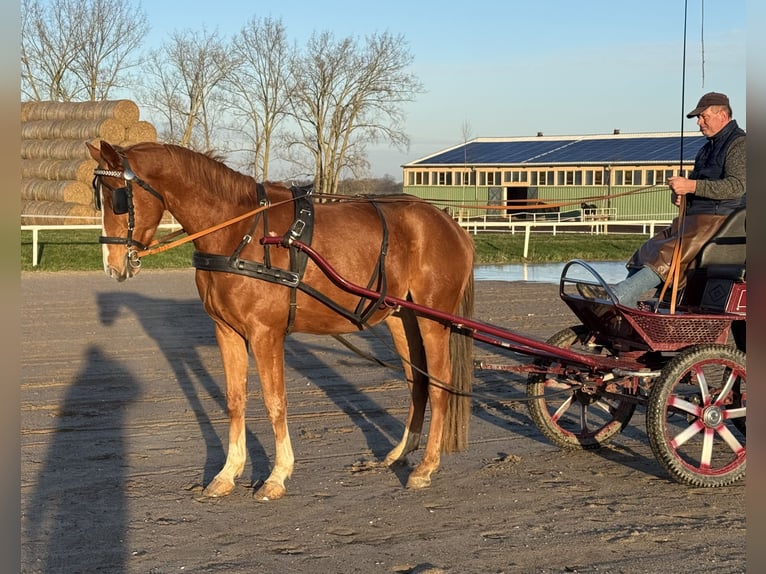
[354,201,389,323]
[286,185,315,334]
[192,251,369,327]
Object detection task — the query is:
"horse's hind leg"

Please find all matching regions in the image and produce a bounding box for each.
[382,312,427,466]
[203,323,250,498]
[405,322,453,489]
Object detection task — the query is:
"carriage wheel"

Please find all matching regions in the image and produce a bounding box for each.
[646,344,746,487]
[526,325,636,450]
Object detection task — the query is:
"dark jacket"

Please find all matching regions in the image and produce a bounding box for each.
[686,119,746,215]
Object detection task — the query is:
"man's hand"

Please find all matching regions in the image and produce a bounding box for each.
[667,176,696,205]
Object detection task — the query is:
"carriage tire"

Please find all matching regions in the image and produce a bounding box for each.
[526,325,636,450]
[646,344,746,487]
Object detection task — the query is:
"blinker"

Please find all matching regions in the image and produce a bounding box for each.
[92,175,130,215]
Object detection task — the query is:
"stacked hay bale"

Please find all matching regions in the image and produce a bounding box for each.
[21,100,158,224]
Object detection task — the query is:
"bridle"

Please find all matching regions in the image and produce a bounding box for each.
[92,152,166,267]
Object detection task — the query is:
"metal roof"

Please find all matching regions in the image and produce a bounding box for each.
[406,133,707,167]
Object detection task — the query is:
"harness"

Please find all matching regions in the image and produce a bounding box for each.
[193,187,390,334]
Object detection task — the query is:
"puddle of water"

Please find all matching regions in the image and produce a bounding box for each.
[475,261,627,284]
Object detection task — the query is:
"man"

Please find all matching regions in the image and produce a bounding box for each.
[582,91,746,306]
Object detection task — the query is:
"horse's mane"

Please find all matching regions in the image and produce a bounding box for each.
[163,143,260,206]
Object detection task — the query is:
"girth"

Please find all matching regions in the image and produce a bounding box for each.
[192,186,390,333]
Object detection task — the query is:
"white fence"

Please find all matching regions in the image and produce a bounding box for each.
[21,223,183,267]
[456,219,671,258]
[21,219,671,266]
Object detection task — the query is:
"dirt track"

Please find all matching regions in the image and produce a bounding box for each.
[21,270,745,573]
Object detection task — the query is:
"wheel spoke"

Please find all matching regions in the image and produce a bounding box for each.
[713,370,740,407]
[667,395,702,417]
[550,395,574,423]
[699,427,716,469]
[692,366,711,403]
[726,407,746,420]
[579,403,590,433]
[670,419,704,448]
[716,423,745,454]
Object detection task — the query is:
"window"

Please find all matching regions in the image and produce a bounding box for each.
[531,172,538,186]
[646,170,655,185]
[595,170,603,185]
[585,170,593,185]
[575,171,582,185]
[624,170,632,185]
[565,170,574,185]
[633,170,642,185]
[556,171,564,186]
[546,171,554,185]
[614,171,623,185]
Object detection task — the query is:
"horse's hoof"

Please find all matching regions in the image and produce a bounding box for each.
[406,474,432,489]
[254,481,286,501]
[202,477,235,497]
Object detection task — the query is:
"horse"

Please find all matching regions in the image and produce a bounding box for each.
[87,140,475,501]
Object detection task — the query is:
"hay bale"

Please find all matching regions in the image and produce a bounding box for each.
[125,120,158,143]
[21,200,100,225]
[21,138,100,160]
[21,99,140,127]
[21,178,94,204]
[21,118,126,143]
[22,158,98,183]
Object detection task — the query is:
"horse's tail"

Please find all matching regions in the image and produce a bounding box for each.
[442,270,474,453]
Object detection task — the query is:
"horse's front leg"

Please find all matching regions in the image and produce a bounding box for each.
[250,332,293,501]
[203,323,250,498]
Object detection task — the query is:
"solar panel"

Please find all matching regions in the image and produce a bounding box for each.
[410,134,706,166]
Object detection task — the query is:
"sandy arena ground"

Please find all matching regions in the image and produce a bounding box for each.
[21,270,745,573]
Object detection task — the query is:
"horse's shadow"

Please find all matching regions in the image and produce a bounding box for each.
[23,345,139,572]
[97,291,408,486]
[97,291,269,484]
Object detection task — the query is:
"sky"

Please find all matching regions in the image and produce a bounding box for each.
[138,0,747,179]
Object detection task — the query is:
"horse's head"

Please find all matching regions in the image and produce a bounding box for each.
[87,140,167,281]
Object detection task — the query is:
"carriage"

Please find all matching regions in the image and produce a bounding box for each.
[262,213,747,489]
[89,140,746,499]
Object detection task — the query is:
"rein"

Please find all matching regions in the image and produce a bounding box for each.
[93,153,298,264]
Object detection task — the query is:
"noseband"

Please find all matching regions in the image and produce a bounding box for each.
[92,153,166,266]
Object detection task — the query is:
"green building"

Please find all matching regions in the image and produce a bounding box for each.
[402,132,705,222]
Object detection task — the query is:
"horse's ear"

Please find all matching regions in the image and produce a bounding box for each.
[86,141,100,161]
[88,140,121,167]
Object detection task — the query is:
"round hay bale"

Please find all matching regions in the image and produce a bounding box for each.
[22,158,98,182]
[21,118,126,142]
[21,138,101,160]
[21,200,100,225]
[21,100,140,127]
[125,120,158,143]
[21,178,94,205]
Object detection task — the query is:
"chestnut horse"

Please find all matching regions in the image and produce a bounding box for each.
[88,140,474,501]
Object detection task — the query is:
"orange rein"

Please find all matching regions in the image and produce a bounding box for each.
[656,195,686,314]
[133,196,298,258]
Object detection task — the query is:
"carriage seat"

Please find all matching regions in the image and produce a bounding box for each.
[694,207,746,281]
[685,207,746,313]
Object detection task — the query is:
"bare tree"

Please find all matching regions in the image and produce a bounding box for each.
[222,16,296,180]
[286,31,423,195]
[141,29,237,150]
[21,0,148,101]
